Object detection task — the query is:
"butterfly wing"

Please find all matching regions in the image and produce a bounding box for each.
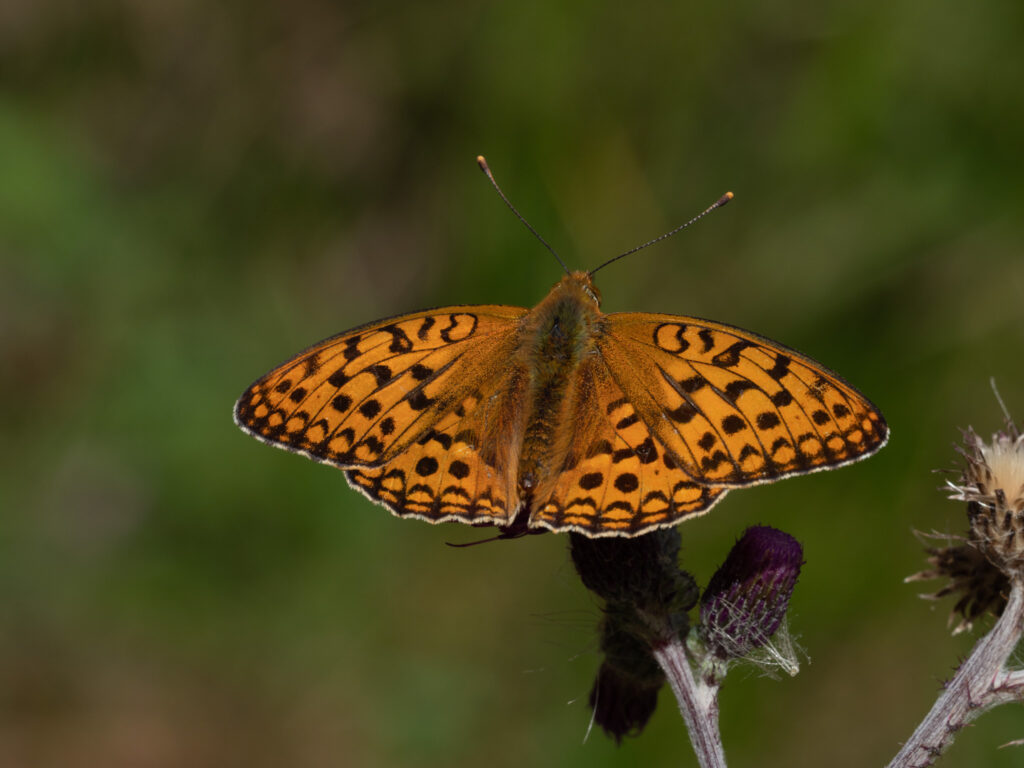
[235,305,529,524]
[345,356,532,526]
[596,313,889,487]
[530,355,729,536]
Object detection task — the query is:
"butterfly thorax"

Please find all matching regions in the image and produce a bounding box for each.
[514,272,605,503]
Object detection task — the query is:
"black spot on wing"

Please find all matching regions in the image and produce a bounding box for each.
[614,473,639,493]
[410,363,432,381]
[634,438,657,464]
[768,355,791,381]
[712,340,752,367]
[343,337,361,361]
[737,445,760,463]
[416,316,435,340]
[612,447,634,464]
[680,375,706,393]
[407,390,433,411]
[417,430,453,450]
[700,450,732,473]
[369,364,392,386]
[723,380,757,402]
[605,397,629,415]
[383,325,413,353]
[359,399,382,419]
[667,402,698,423]
[328,368,349,388]
[415,456,439,476]
[721,415,747,435]
[615,414,640,430]
[358,435,385,458]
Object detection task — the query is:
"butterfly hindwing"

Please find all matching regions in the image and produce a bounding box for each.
[531,355,729,536]
[234,305,527,470]
[598,313,889,486]
[344,353,533,526]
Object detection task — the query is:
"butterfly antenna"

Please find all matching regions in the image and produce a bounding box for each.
[477,155,571,275]
[589,191,734,276]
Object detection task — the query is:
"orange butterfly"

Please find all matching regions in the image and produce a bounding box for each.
[235,161,888,538]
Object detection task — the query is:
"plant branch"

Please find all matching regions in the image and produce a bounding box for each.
[651,638,727,768]
[888,578,1024,768]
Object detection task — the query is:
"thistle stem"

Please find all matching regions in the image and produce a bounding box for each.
[888,579,1024,768]
[651,638,727,768]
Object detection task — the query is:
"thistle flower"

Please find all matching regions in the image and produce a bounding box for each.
[699,526,803,664]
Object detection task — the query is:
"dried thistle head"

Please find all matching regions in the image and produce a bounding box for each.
[906,531,1008,634]
[912,397,1024,631]
[948,422,1024,573]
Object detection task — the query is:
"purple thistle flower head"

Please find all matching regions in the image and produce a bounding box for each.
[700,526,804,661]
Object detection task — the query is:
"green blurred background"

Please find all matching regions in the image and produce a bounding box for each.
[2,1,1023,766]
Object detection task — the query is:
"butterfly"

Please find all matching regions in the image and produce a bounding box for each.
[235,163,888,539]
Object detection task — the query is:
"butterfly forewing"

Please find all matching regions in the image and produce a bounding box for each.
[234,306,526,472]
[599,313,888,487]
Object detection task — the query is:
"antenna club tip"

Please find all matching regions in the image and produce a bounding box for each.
[720,191,734,204]
[476,155,489,171]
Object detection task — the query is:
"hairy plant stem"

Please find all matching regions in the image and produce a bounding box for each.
[652,638,726,768]
[888,578,1024,768]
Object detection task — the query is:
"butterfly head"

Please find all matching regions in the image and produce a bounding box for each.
[561,270,602,308]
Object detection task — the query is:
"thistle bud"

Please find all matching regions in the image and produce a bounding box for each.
[699,526,803,662]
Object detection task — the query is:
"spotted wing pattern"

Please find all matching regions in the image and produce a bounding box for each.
[531,356,729,536]
[345,361,531,526]
[234,306,527,524]
[598,313,889,487]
